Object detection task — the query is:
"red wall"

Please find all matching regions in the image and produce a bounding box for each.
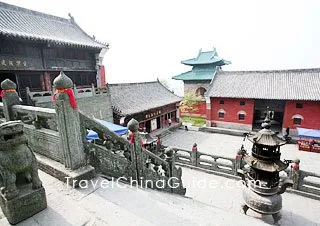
[283,100,320,129]
[210,98,254,125]
[181,101,206,118]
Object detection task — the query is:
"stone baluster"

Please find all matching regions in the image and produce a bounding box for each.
[290,159,300,190]
[191,143,198,166]
[0,79,21,121]
[73,84,78,98]
[127,118,141,181]
[91,83,96,96]
[52,72,86,170]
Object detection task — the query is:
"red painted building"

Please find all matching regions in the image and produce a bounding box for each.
[205,69,320,135]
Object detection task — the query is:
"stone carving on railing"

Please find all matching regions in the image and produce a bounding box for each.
[0,120,47,224]
[127,119,186,194]
[79,111,130,155]
[174,147,237,177]
[26,82,110,104]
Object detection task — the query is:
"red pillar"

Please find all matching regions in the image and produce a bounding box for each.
[100,65,106,86]
[205,97,212,126]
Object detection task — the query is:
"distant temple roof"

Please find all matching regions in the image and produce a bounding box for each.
[109,81,182,116]
[181,48,231,66]
[173,67,217,81]
[173,48,230,81]
[206,68,320,101]
[0,2,107,49]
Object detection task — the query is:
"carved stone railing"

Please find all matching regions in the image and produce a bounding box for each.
[197,151,235,175]
[79,111,129,149]
[27,84,110,104]
[11,105,57,130]
[0,101,61,163]
[0,102,4,119]
[80,114,185,194]
[174,148,236,176]
[296,170,320,197]
[172,145,320,200]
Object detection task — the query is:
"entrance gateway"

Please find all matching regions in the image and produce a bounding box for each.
[253,99,285,131]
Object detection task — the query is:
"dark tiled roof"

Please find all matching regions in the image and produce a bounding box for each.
[206,68,320,101]
[109,81,182,116]
[0,2,107,49]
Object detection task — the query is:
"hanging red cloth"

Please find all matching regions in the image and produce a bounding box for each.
[129,132,145,148]
[0,89,16,97]
[129,132,135,144]
[52,88,77,110]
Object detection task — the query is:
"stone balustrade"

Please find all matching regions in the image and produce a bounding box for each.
[173,146,320,200]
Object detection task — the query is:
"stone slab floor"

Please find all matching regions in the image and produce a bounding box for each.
[0,168,319,226]
[162,129,320,173]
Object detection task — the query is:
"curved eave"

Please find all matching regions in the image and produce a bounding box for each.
[244,156,288,172]
[172,76,213,81]
[0,30,107,49]
[181,59,230,66]
[247,136,287,147]
[172,70,215,81]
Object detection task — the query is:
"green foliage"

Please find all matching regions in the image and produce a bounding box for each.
[181,116,206,127]
[180,92,203,113]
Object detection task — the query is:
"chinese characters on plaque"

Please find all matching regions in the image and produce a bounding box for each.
[145,110,162,119]
[1,59,27,68]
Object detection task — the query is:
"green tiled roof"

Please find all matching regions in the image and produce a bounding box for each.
[182,48,230,66]
[173,67,217,81]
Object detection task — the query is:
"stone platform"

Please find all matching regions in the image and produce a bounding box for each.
[0,184,46,225]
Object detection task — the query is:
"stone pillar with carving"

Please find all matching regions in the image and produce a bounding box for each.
[191,143,198,166]
[291,159,300,190]
[127,118,141,181]
[52,71,86,170]
[0,79,21,121]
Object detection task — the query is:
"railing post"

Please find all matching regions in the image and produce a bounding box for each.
[167,149,186,195]
[290,159,301,190]
[73,84,78,98]
[52,72,86,170]
[191,143,198,166]
[0,79,21,121]
[91,83,96,96]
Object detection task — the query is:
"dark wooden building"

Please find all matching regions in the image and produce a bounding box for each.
[109,81,182,133]
[0,2,108,102]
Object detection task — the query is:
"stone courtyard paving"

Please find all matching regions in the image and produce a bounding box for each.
[162,129,320,173]
[181,166,320,226]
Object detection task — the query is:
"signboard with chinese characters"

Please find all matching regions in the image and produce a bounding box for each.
[0,56,43,70]
[144,109,162,119]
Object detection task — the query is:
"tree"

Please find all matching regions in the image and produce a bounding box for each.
[179,92,203,113]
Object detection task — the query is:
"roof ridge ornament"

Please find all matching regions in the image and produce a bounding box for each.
[197,48,202,59]
[210,47,217,59]
[68,13,75,23]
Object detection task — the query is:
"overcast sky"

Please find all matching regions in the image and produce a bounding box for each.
[3,0,320,95]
